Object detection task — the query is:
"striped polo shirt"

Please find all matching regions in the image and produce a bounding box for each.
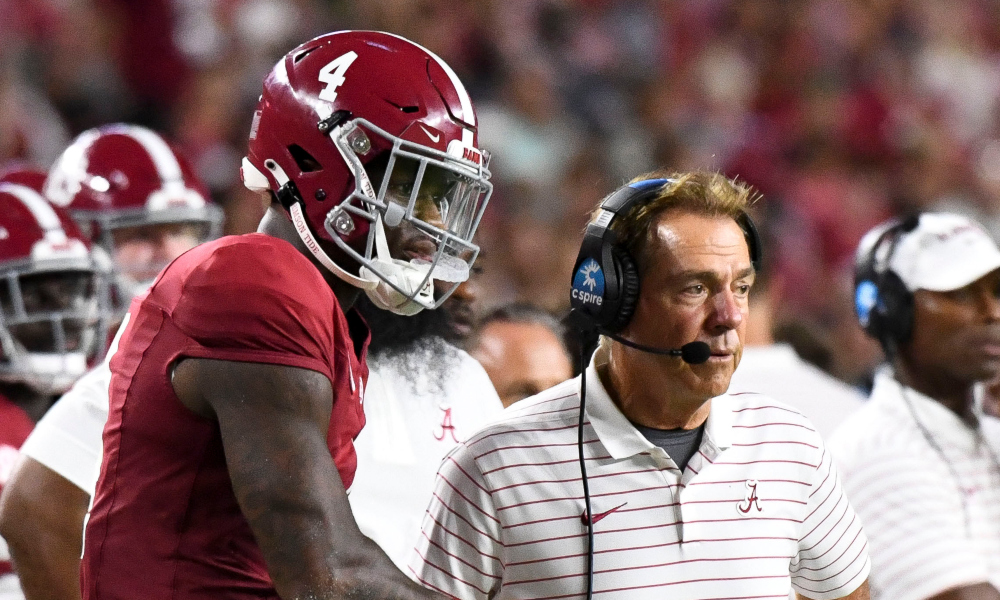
[410,348,871,600]
[829,370,1000,600]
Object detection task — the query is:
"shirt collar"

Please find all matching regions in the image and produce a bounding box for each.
[871,368,983,450]
[704,393,734,450]
[583,345,733,460]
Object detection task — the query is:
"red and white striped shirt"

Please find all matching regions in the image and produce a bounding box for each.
[829,370,1000,600]
[410,350,870,600]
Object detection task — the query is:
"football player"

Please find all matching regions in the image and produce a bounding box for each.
[43,123,224,324]
[0,125,220,600]
[0,180,108,417]
[79,31,489,600]
[0,182,106,598]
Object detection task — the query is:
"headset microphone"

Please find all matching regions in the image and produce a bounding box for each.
[602,333,712,364]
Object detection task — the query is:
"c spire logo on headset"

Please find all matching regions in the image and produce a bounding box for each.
[572,258,605,307]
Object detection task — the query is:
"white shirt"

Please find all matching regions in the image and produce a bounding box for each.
[410,347,871,600]
[0,574,24,600]
[18,361,110,496]
[829,370,1000,600]
[984,415,1000,445]
[728,344,866,439]
[349,346,503,572]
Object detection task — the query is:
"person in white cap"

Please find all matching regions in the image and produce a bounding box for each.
[830,212,1000,600]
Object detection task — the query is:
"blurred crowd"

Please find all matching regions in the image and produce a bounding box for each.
[6,0,1000,387]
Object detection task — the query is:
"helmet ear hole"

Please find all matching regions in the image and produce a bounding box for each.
[288,145,322,172]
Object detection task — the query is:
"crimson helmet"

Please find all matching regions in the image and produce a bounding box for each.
[43,124,223,304]
[0,164,48,190]
[0,183,110,394]
[241,31,492,315]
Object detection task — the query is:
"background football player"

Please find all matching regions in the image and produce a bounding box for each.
[43,124,223,322]
[0,125,220,600]
[0,181,106,600]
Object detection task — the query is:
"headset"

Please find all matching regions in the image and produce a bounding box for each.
[569,178,762,336]
[853,214,921,357]
[567,177,762,600]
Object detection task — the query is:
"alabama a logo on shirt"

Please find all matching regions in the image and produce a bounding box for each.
[737,479,763,515]
[434,404,459,443]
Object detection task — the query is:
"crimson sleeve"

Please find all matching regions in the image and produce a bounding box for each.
[166,237,339,384]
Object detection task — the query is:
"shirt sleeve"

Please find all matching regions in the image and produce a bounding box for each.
[836,448,990,600]
[409,443,503,600]
[791,445,871,600]
[19,362,112,495]
[166,239,338,383]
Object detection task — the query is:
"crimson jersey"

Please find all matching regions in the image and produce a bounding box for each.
[0,395,33,577]
[81,234,369,599]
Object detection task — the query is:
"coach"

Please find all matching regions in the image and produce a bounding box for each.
[831,213,1000,600]
[410,173,871,600]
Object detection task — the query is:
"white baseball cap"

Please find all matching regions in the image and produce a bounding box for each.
[889,213,1000,292]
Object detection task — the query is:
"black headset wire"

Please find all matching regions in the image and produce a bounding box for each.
[577,329,598,600]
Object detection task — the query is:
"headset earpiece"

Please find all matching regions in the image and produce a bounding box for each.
[853,214,920,354]
[739,211,763,273]
[605,247,640,334]
[872,270,914,349]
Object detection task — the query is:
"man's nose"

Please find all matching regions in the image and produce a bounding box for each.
[450,280,476,303]
[708,289,743,332]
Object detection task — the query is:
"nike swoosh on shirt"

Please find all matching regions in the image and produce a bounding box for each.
[420,125,441,143]
[580,502,628,526]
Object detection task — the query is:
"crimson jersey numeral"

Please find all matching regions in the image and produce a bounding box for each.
[318,51,358,103]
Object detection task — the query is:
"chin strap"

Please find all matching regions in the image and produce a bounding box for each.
[254,155,378,291]
[288,202,377,290]
[359,214,434,315]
